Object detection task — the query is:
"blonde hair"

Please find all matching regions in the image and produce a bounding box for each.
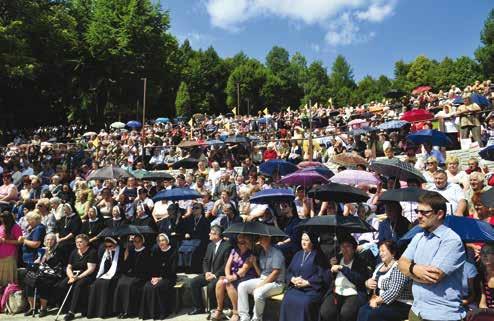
[445,155,459,165]
[25,211,42,224]
[426,156,438,164]
[470,171,485,183]
[37,198,51,209]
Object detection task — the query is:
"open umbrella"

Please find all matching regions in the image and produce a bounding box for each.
[400,109,434,122]
[407,129,453,147]
[259,160,299,176]
[223,222,287,238]
[384,89,407,99]
[452,92,491,107]
[155,117,170,123]
[126,120,142,129]
[479,145,494,161]
[177,140,201,148]
[297,215,376,234]
[412,85,432,95]
[250,188,295,204]
[152,188,201,202]
[110,122,126,129]
[225,135,250,144]
[279,171,329,187]
[369,158,426,183]
[308,183,369,203]
[330,170,380,186]
[331,153,368,166]
[379,188,448,203]
[98,225,156,238]
[377,120,410,131]
[86,166,133,181]
[133,171,174,181]
[348,119,368,128]
[480,188,494,208]
[298,161,324,168]
[299,166,334,178]
[349,127,378,136]
[82,132,97,137]
[171,157,200,169]
[400,216,494,243]
[206,139,225,146]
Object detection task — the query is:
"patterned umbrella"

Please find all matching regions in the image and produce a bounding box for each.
[369,158,426,183]
[330,170,380,186]
[331,153,368,166]
[377,120,410,131]
[279,171,329,187]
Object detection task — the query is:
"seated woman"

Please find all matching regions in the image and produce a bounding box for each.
[212,234,258,321]
[113,234,151,319]
[87,237,124,319]
[24,233,65,317]
[139,233,177,320]
[357,240,412,321]
[280,232,331,321]
[80,206,105,250]
[320,236,370,321]
[20,211,46,267]
[56,234,97,321]
[275,201,302,261]
[56,203,82,260]
[106,205,128,228]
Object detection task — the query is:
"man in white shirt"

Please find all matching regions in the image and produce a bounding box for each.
[427,170,467,216]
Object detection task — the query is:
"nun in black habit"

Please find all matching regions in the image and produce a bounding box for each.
[86,236,124,318]
[139,233,177,320]
[113,234,151,319]
[80,206,105,250]
[105,205,129,229]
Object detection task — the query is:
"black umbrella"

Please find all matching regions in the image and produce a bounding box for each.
[223,222,287,238]
[384,89,407,99]
[87,166,133,181]
[308,183,369,203]
[369,158,426,183]
[225,135,250,144]
[480,188,494,208]
[133,171,174,181]
[98,225,156,238]
[297,215,376,234]
[171,157,200,169]
[379,188,448,203]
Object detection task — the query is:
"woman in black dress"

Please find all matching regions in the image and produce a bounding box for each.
[106,205,128,228]
[139,233,177,320]
[56,233,97,321]
[87,237,124,318]
[80,206,105,250]
[56,203,82,261]
[113,234,151,319]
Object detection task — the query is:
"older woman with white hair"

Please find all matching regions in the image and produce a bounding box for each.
[466,171,489,217]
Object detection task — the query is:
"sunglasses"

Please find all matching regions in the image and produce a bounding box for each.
[414,209,435,216]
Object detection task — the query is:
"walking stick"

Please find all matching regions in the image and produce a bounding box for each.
[55,271,80,321]
[32,287,37,317]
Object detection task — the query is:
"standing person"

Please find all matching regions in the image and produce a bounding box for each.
[280,232,330,321]
[139,233,177,320]
[456,94,482,146]
[0,211,23,286]
[398,192,466,321]
[20,211,46,267]
[188,225,232,315]
[237,235,286,321]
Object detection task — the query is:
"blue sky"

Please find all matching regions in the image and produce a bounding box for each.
[162,0,492,80]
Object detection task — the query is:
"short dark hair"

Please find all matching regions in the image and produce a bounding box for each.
[379,240,399,259]
[418,191,447,214]
[210,225,222,236]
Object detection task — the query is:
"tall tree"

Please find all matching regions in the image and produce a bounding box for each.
[406,55,438,89]
[175,81,191,116]
[303,61,329,105]
[328,55,355,106]
[476,9,494,79]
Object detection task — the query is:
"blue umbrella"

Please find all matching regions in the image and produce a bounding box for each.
[152,188,201,202]
[349,127,377,136]
[155,117,170,123]
[259,160,299,176]
[480,145,494,161]
[250,188,295,204]
[407,129,453,147]
[126,120,142,128]
[206,139,225,146]
[377,120,410,131]
[453,93,491,107]
[400,215,494,243]
[258,118,267,124]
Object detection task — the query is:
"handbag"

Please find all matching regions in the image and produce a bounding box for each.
[24,266,40,288]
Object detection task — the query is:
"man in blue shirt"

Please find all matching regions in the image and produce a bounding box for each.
[398,191,465,321]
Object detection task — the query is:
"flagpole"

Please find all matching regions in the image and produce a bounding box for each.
[308,99,313,161]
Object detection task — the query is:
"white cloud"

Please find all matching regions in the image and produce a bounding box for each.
[205,0,397,46]
[310,43,321,53]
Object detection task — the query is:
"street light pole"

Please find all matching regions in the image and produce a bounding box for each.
[141,77,147,125]
[308,98,313,161]
[236,81,240,116]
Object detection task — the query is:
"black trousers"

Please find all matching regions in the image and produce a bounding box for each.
[189,274,218,310]
[56,276,93,314]
[320,293,361,321]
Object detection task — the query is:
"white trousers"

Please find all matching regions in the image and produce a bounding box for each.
[237,276,284,321]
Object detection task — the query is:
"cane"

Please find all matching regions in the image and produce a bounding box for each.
[55,271,80,321]
[32,287,37,317]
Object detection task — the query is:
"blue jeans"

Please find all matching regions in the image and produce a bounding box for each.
[357,301,411,321]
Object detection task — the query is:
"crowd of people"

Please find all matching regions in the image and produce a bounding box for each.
[0,80,494,321]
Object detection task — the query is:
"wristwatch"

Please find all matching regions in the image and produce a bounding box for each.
[409,260,416,276]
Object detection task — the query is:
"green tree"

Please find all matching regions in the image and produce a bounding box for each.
[328,55,355,106]
[406,55,438,89]
[226,59,267,113]
[175,81,191,116]
[392,59,412,91]
[303,61,329,105]
[476,9,494,79]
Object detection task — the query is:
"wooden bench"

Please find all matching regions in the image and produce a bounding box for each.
[174,282,185,313]
[268,293,284,302]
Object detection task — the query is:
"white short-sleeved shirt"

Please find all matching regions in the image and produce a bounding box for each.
[428,183,465,215]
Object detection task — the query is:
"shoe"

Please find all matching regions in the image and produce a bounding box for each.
[119,313,128,319]
[24,309,36,316]
[39,309,48,318]
[188,308,205,315]
[64,312,75,321]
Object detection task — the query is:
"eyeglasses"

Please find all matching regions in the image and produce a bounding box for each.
[414,209,435,216]
[426,162,436,165]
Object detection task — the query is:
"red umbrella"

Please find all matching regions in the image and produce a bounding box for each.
[412,86,432,95]
[400,109,433,122]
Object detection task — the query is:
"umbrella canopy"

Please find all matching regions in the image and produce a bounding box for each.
[400,216,494,243]
[177,140,201,148]
[407,129,453,147]
[308,183,369,203]
[110,122,126,129]
[369,158,426,183]
[400,109,434,122]
[126,120,142,128]
[330,170,380,186]
[250,188,295,204]
[98,225,156,238]
[384,89,407,99]
[279,171,329,187]
[297,215,376,234]
[379,188,448,203]
[86,166,133,181]
[259,160,299,176]
[480,188,494,208]
[206,139,225,146]
[225,135,250,144]
[412,85,432,95]
[133,171,174,181]
[171,157,200,169]
[298,161,325,168]
[349,127,377,136]
[377,120,410,131]
[155,117,170,123]
[223,222,287,238]
[299,166,334,178]
[348,119,369,129]
[479,145,494,161]
[152,188,201,202]
[331,152,368,166]
[452,92,491,107]
[83,131,97,137]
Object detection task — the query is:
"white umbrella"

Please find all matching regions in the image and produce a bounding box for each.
[110,122,126,129]
[82,131,97,137]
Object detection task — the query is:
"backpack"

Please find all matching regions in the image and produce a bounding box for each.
[0,283,25,314]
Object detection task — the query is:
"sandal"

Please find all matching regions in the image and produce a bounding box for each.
[211,309,224,321]
[230,310,239,321]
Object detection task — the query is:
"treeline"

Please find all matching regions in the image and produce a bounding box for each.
[1,1,493,128]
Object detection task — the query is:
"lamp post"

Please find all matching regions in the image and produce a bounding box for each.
[236,81,240,116]
[141,77,147,125]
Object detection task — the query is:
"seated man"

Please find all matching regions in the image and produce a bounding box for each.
[188,225,232,315]
[237,235,285,321]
